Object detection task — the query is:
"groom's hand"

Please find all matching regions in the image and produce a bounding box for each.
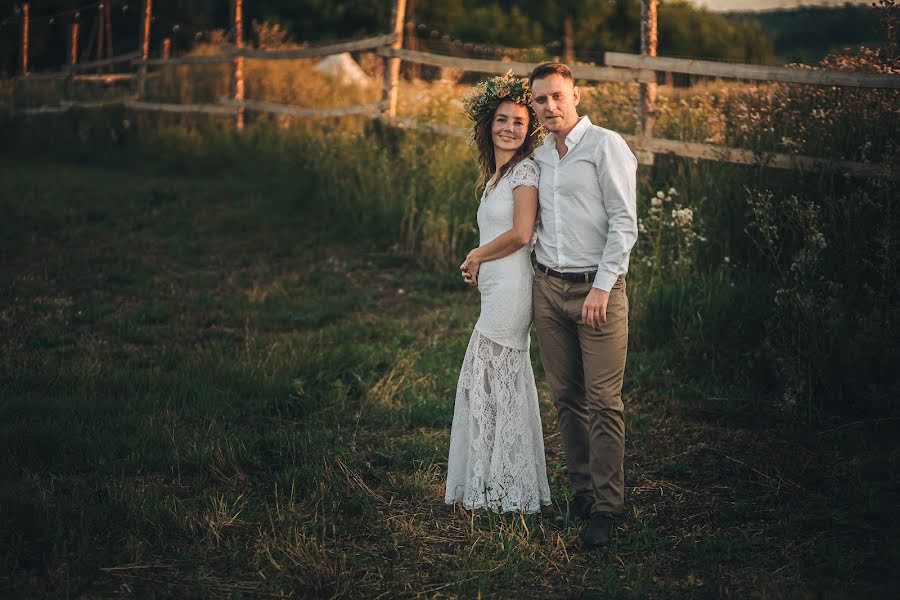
[582,288,609,329]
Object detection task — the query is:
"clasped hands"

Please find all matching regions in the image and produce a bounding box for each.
[460,249,480,287]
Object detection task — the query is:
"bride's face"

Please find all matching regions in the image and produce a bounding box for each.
[491,100,529,154]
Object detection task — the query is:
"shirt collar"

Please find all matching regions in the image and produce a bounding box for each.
[543,115,592,149]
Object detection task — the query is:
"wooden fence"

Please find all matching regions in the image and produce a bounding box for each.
[3,0,898,179]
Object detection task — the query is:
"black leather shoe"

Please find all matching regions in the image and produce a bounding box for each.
[552,495,593,528]
[583,513,614,550]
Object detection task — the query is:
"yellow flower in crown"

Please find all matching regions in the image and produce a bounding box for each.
[461,71,544,144]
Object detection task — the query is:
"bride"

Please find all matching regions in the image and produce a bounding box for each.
[444,74,552,514]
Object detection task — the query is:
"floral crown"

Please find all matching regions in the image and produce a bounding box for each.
[462,72,543,142]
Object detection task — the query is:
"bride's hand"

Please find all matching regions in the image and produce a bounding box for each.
[462,262,479,286]
[460,252,480,287]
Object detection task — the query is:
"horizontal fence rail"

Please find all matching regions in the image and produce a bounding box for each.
[5,33,897,179]
[235,33,396,60]
[220,98,386,118]
[126,98,238,115]
[140,34,397,66]
[378,47,654,83]
[13,51,143,81]
[606,52,900,89]
[384,116,892,179]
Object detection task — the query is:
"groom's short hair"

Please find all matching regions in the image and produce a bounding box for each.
[529,62,574,86]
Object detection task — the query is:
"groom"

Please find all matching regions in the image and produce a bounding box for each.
[529,63,638,549]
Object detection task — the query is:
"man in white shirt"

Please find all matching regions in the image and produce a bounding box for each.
[529,63,638,550]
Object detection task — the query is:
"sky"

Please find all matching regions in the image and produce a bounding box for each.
[691,0,875,11]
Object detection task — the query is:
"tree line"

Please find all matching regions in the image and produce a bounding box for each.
[0,0,884,76]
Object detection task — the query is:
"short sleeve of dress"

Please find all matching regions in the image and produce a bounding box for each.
[508,159,539,190]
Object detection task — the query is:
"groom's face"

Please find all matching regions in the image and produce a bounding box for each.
[531,74,580,134]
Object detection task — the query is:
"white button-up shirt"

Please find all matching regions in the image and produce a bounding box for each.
[533,115,638,292]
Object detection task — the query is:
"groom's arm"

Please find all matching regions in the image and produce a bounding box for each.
[581,133,638,330]
[593,132,638,293]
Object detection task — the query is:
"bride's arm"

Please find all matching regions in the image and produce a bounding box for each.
[460,185,538,279]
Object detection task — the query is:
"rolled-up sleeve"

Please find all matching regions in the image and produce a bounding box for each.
[593,133,638,292]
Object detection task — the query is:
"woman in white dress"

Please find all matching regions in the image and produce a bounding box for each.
[444,74,552,514]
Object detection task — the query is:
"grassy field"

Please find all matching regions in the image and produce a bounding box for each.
[1,155,897,598]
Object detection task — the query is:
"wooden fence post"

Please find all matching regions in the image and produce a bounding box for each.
[66,14,80,98]
[403,0,418,80]
[381,0,407,117]
[137,0,152,99]
[232,0,245,130]
[104,0,114,58]
[638,0,658,138]
[70,16,80,66]
[96,3,105,61]
[20,2,29,76]
[563,13,575,65]
[162,38,171,60]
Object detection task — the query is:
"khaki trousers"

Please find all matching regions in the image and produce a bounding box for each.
[533,271,628,516]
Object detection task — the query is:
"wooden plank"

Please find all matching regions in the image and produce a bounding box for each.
[18,98,128,114]
[222,98,385,118]
[232,0,245,130]
[124,99,238,115]
[377,116,887,177]
[620,135,892,178]
[382,0,406,117]
[236,33,396,60]
[20,3,29,76]
[137,0,151,98]
[20,105,69,114]
[141,53,235,66]
[73,73,136,83]
[15,70,71,81]
[139,34,397,66]
[73,50,142,71]
[16,51,141,81]
[62,98,128,109]
[377,47,653,83]
[606,52,900,89]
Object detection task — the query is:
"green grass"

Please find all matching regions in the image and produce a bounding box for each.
[1,156,898,598]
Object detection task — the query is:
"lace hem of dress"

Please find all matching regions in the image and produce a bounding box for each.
[444,329,552,514]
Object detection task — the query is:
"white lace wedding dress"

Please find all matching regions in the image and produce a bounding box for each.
[444,158,552,514]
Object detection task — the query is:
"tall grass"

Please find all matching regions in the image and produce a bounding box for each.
[3,41,897,420]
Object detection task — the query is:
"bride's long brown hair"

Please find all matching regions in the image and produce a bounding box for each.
[474,100,541,193]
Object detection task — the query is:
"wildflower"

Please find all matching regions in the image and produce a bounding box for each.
[672,208,693,226]
[724,256,730,264]
[651,197,662,208]
[656,191,665,199]
[668,187,677,196]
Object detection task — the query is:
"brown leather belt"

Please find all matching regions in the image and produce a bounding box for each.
[537,263,596,283]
